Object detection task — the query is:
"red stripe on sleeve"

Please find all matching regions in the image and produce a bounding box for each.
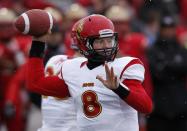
[122,79,153,114]
[26,58,70,98]
[120,59,143,79]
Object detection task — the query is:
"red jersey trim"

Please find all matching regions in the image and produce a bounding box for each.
[80,61,88,68]
[120,59,143,79]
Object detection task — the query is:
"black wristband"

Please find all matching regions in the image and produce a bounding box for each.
[112,82,130,99]
[29,41,45,58]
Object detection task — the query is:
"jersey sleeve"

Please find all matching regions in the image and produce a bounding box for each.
[120,58,145,82]
[45,55,68,76]
[113,58,153,114]
[26,57,70,98]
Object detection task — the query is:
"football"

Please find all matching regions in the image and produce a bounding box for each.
[14,9,55,37]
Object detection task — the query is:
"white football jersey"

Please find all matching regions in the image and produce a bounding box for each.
[39,55,86,131]
[61,57,145,131]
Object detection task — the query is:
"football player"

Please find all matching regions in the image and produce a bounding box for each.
[26,14,153,131]
[38,20,85,131]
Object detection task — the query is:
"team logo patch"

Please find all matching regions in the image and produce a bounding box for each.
[76,19,84,40]
[82,82,94,87]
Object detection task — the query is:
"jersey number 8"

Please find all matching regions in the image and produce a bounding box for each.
[81,90,102,118]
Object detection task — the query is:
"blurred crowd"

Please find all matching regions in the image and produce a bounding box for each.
[0,0,187,131]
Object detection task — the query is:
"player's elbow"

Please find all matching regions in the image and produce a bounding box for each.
[26,80,37,93]
[26,78,41,94]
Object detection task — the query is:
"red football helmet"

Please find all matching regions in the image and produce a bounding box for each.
[71,19,83,50]
[75,14,118,62]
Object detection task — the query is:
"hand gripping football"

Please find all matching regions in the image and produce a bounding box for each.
[14,9,55,37]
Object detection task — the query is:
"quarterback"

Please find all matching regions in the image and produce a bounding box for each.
[26,14,153,131]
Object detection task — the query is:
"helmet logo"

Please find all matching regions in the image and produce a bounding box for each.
[99,29,113,38]
[76,19,84,40]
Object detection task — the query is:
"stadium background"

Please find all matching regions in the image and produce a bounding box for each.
[0,0,187,131]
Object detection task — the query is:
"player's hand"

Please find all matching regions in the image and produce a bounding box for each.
[32,30,51,43]
[96,62,119,90]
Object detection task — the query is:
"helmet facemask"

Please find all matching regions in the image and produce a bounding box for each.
[81,32,118,62]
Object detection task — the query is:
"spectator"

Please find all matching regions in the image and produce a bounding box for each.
[147,15,187,131]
